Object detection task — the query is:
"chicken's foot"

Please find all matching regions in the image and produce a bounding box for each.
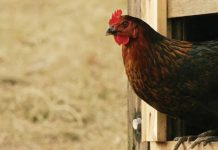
[189,130,218,149]
[173,130,218,150]
[173,135,197,150]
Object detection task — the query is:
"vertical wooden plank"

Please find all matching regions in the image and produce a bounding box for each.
[141,0,167,35]
[128,0,141,17]
[127,84,142,150]
[127,1,144,150]
[140,0,167,142]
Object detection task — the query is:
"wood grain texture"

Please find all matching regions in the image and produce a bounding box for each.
[128,0,141,18]
[127,1,145,149]
[127,2,143,150]
[141,104,167,141]
[140,0,167,142]
[127,83,142,150]
[168,0,218,18]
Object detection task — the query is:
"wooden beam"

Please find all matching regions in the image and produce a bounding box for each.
[140,0,167,142]
[141,104,167,141]
[128,0,141,17]
[127,84,142,150]
[141,0,167,35]
[168,0,218,18]
[127,1,143,150]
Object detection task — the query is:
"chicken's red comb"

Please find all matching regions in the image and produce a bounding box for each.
[109,9,122,26]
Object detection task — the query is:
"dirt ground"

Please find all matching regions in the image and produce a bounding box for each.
[0,0,127,149]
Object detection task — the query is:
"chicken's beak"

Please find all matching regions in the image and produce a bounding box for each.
[106,27,117,36]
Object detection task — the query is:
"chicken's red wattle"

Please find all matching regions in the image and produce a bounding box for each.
[114,35,129,45]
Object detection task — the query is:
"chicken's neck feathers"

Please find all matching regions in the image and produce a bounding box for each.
[122,30,192,83]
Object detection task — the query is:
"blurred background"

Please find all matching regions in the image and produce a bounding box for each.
[0,0,127,150]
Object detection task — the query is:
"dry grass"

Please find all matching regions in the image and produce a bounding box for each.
[0,0,127,149]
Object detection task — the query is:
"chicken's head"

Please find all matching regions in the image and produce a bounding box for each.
[106,9,138,45]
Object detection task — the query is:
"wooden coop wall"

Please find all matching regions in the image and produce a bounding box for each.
[127,0,218,150]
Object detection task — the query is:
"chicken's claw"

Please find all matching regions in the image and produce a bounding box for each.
[173,130,218,150]
[173,135,197,150]
[189,136,218,149]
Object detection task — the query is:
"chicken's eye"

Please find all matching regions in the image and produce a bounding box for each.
[122,21,129,28]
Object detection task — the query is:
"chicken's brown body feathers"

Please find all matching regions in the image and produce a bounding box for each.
[122,16,218,129]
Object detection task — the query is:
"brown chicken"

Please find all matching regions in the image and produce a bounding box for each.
[106,9,218,149]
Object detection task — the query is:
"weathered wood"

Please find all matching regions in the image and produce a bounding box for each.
[140,0,167,142]
[141,104,167,141]
[168,0,218,18]
[127,1,143,150]
[128,0,141,17]
[127,84,142,150]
